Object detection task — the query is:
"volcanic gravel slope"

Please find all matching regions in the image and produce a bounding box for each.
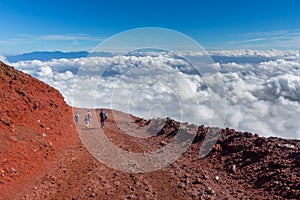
[0,61,299,200]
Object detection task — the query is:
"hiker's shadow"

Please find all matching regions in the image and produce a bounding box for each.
[80,127,99,130]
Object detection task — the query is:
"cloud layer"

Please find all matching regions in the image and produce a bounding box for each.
[11,50,300,139]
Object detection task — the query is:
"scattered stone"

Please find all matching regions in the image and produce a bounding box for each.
[0,168,5,177]
[244,158,251,164]
[0,114,11,126]
[11,126,17,132]
[276,143,282,148]
[11,167,17,173]
[41,133,46,138]
[185,178,191,184]
[214,144,222,151]
[89,192,96,197]
[273,181,279,185]
[178,183,185,188]
[127,194,134,199]
[214,175,220,181]
[232,164,236,173]
[10,136,18,142]
[201,174,208,180]
[198,191,204,196]
[160,141,167,146]
[193,178,202,184]
[206,187,215,195]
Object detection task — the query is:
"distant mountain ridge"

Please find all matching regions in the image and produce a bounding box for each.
[6,51,89,62]
[6,51,123,62]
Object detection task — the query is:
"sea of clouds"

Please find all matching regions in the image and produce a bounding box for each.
[5,50,300,139]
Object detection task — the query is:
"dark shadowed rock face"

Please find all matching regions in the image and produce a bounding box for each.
[0,61,299,199]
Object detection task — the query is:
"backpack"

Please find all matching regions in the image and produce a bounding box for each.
[100,112,107,120]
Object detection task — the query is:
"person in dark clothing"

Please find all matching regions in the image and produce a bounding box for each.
[99,109,107,128]
[74,112,79,126]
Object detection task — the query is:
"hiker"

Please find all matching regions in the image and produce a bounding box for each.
[74,112,79,126]
[87,110,92,125]
[84,114,90,128]
[84,110,92,128]
[99,109,107,128]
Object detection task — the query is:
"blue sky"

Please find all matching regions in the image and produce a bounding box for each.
[1,0,300,54]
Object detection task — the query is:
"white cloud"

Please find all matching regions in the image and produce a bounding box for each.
[0,54,6,62]
[37,66,54,78]
[11,50,300,139]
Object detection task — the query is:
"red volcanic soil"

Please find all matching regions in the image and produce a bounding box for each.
[0,61,299,199]
[0,61,77,199]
